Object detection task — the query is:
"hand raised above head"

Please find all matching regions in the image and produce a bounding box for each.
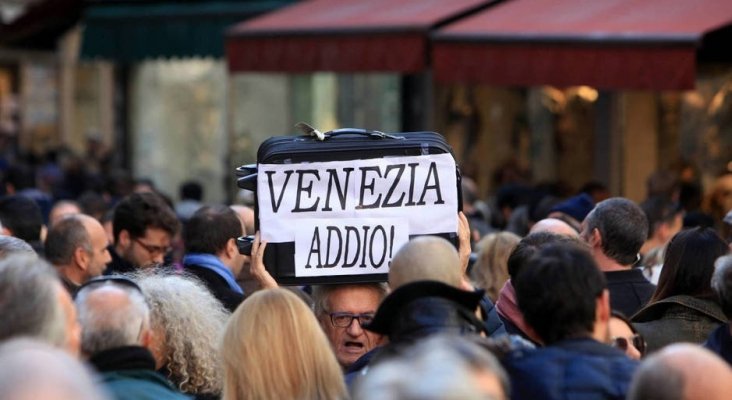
[251,232,278,290]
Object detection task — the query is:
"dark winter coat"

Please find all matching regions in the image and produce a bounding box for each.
[503,338,639,400]
[632,294,726,353]
[89,346,191,400]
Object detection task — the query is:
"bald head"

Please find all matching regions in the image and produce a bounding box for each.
[389,236,462,289]
[49,201,81,228]
[230,205,254,236]
[530,218,579,237]
[629,344,732,400]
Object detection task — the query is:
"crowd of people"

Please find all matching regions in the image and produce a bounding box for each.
[0,157,732,399]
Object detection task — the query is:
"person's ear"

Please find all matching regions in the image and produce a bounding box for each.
[73,246,89,270]
[118,230,131,249]
[225,238,239,259]
[597,289,611,324]
[140,326,154,348]
[590,228,602,248]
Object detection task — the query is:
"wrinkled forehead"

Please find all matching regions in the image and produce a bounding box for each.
[327,285,383,311]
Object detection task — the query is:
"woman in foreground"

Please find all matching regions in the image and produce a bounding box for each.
[221,288,347,400]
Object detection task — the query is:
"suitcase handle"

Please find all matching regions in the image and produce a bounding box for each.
[324,128,404,140]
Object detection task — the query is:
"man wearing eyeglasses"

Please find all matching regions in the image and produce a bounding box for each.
[312,283,387,370]
[105,193,180,274]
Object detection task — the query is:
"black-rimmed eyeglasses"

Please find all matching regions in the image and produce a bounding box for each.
[133,238,171,256]
[329,312,375,328]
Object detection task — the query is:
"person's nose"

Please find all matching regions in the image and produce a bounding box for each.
[346,318,364,336]
[627,343,642,360]
[152,252,165,264]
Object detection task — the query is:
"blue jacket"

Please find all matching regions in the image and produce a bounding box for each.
[503,338,639,400]
[704,324,732,367]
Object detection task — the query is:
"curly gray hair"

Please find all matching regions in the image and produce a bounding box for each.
[135,271,229,396]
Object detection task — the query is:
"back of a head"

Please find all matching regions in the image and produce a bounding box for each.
[462,177,479,206]
[0,255,66,347]
[180,181,203,201]
[529,218,579,237]
[507,231,582,281]
[712,255,732,320]
[49,200,82,227]
[0,338,110,400]
[0,236,35,260]
[640,196,682,239]
[646,170,679,200]
[514,243,606,344]
[184,205,241,255]
[0,195,43,242]
[77,192,107,221]
[628,344,732,400]
[45,215,90,266]
[229,205,254,236]
[583,197,648,265]
[653,227,729,302]
[75,279,150,356]
[389,236,462,289]
[221,288,345,400]
[471,232,520,299]
[112,192,180,243]
[136,272,229,395]
[354,334,509,400]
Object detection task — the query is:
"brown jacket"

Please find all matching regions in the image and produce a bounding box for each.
[632,295,726,354]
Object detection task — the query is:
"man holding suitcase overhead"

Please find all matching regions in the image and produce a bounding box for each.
[248,212,504,371]
[182,205,247,312]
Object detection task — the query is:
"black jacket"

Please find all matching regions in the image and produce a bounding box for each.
[89,346,190,400]
[704,324,732,367]
[185,264,244,313]
[605,268,655,317]
[104,245,136,275]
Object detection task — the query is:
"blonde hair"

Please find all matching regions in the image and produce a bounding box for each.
[136,272,228,396]
[470,232,520,301]
[221,288,347,400]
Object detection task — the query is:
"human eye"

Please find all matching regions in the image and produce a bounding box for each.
[359,314,375,325]
[332,313,352,326]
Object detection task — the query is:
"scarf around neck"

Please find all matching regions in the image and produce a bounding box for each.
[183,253,243,295]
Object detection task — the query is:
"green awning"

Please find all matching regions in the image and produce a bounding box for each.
[81,0,293,62]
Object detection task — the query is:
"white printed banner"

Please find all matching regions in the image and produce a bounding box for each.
[294,218,410,277]
[257,153,458,276]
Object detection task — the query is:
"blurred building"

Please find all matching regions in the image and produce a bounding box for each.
[2,0,732,203]
[227,0,732,201]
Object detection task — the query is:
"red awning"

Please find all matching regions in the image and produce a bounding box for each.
[226,0,492,73]
[432,0,732,90]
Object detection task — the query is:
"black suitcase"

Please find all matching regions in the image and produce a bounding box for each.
[236,128,462,285]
